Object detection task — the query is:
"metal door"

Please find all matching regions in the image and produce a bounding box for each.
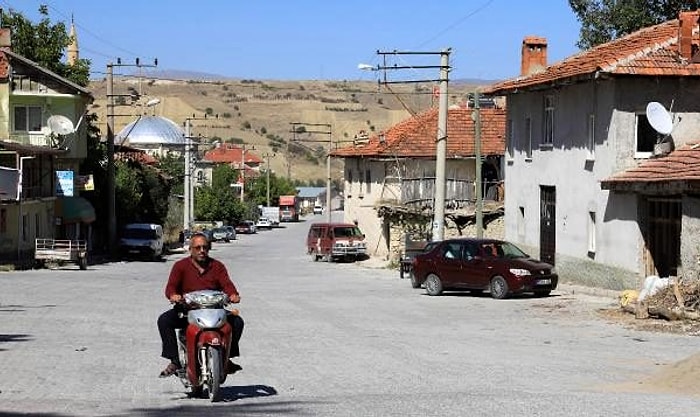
[539,186,556,265]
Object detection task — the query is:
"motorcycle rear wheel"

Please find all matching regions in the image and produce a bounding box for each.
[206,346,222,402]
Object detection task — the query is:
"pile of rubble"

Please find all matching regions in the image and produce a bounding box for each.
[620,277,700,321]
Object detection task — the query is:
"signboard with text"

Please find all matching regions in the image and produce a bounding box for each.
[56,170,74,197]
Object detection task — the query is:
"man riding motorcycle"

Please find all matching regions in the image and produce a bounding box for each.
[157,232,244,378]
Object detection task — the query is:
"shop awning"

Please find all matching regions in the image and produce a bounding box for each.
[55,196,96,224]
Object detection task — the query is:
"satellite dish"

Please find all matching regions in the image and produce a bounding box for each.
[646,102,673,135]
[47,115,75,135]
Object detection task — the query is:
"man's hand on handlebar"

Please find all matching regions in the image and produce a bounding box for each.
[227,293,240,304]
[169,294,183,303]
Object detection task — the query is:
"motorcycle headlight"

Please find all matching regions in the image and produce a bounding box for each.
[509,268,531,277]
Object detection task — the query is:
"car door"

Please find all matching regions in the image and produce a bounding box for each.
[461,242,493,288]
[438,242,464,287]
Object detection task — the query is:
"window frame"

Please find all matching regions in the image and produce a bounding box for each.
[635,112,657,159]
[542,95,554,146]
[586,113,595,161]
[525,117,532,160]
[13,105,43,133]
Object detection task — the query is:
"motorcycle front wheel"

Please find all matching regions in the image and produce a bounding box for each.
[206,346,222,402]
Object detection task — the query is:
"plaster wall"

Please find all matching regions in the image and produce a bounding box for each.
[504,80,643,282]
[681,195,700,280]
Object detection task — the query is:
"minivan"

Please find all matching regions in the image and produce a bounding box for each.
[119,223,164,260]
[307,222,367,262]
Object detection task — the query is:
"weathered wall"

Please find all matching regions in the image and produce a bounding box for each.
[682,195,700,280]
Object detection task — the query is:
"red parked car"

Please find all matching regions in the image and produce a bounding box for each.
[411,238,558,299]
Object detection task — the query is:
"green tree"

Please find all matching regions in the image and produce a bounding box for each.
[1,6,90,86]
[246,172,296,206]
[569,0,700,49]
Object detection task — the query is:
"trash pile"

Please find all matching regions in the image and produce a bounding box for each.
[618,276,700,321]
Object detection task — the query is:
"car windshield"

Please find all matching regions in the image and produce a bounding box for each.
[123,229,158,239]
[480,241,528,259]
[333,226,363,237]
[213,228,226,234]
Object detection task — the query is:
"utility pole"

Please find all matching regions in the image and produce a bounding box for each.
[239,144,255,202]
[362,49,451,241]
[433,49,450,242]
[290,122,333,223]
[262,152,275,206]
[106,62,116,257]
[182,114,210,228]
[473,91,483,238]
[105,57,157,258]
[183,118,191,232]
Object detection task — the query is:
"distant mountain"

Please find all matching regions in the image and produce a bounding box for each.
[111,68,501,85]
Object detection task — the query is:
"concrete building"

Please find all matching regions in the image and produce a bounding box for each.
[484,11,700,289]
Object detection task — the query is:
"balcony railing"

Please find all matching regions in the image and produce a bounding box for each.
[9,132,54,147]
[401,178,502,208]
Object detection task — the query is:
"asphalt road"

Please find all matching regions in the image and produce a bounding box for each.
[1,211,699,416]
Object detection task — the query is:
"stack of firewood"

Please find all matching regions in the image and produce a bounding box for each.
[622,278,700,321]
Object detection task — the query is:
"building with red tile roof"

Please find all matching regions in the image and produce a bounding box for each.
[194,143,262,187]
[484,10,700,288]
[330,102,506,260]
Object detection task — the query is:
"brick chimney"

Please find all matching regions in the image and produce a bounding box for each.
[521,36,547,76]
[0,28,11,49]
[678,10,699,61]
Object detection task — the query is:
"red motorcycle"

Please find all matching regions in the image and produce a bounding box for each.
[175,290,236,401]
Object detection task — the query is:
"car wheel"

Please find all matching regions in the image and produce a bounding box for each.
[409,271,421,289]
[490,275,509,299]
[311,251,319,262]
[424,273,443,296]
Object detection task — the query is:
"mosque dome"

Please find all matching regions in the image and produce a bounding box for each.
[117,115,184,146]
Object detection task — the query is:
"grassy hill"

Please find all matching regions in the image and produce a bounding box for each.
[87,77,485,183]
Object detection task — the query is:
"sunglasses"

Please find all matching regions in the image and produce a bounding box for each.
[191,245,209,251]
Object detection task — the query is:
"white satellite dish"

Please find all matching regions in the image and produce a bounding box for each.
[646,102,673,136]
[47,115,75,135]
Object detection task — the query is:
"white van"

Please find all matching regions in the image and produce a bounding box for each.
[119,223,164,260]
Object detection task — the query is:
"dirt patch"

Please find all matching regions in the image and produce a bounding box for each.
[597,307,700,397]
[597,307,700,335]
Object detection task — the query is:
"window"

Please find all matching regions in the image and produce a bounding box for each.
[0,208,6,233]
[525,117,532,159]
[543,95,554,146]
[506,118,514,159]
[635,113,657,158]
[35,213,41,237]
[365,169,371,194]
[22,214,29,242]
[586,113,595,160]
[442,242,461,260]
[587,211,596,255]
[14,106,42,132]
[518,206,525,239]
[345,169,352,195]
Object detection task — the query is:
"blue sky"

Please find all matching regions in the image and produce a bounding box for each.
[11,0,582,81]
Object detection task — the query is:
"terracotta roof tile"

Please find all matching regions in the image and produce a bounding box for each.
[331,105,506,158]
[485,16,700,95]
[202,144,262,165]
[601,142,700,186]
